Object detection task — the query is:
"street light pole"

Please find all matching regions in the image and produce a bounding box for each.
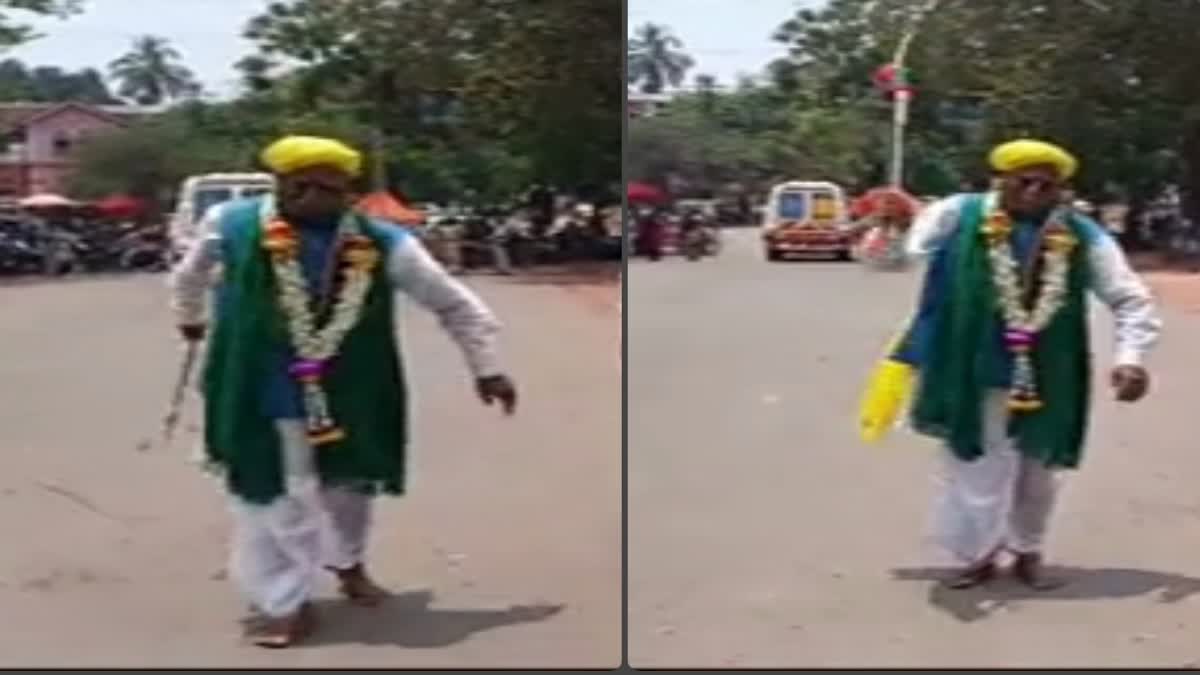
[889,0,942,188]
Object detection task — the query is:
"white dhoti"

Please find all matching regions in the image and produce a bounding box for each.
[227,420,373,618]
[931,390,1061,565]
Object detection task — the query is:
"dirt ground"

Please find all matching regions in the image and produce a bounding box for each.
[1146,271,1200,314]
[0,268,620,668]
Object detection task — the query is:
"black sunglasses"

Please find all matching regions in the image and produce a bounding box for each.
[287,179,346,198]
[1015,176,1058,194]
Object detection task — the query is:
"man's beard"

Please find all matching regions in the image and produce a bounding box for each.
[280,206,344,229]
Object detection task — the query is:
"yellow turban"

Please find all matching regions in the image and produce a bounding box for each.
[988,139,1078,180]
[260,135,363,177]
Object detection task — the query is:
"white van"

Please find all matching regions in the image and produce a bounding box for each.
[169,173,275,259]
[760,180,852,261]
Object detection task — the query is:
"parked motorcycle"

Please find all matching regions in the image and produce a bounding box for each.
[679,211,716,261]
[0,230,46,275]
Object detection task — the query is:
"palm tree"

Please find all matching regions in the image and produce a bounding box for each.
[108,35,202,105]
[627,23,694,94]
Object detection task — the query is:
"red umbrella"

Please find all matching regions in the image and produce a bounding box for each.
[627,181,667,204]
[850,186,921,219]
[94,194,145,219]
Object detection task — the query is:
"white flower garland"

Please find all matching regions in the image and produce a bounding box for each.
[259,197,380,444]
[980,192,1077,411]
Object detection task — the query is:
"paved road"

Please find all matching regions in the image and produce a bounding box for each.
[629,229,1200,668]
[0,271,620,668]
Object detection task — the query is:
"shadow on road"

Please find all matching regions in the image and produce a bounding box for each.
[303,589,565,648]
[891,566,1200,623]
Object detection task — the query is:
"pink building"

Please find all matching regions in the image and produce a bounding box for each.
[0,102,156,197]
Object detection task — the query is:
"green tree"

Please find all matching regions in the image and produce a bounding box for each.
[693,73,718,117]
[33,65,112,102]
[108,35,201,105]
[69,113,242,215]
[233,54,277,95]
[627,23,694,94]
[240,0,619,197]
[769,0,1200,202]
[0,0,81,51]
[629,77,880,196]
[460,0,620,189]
[73,0,619,206]
[242,0,475,138]
[0,58,113,102]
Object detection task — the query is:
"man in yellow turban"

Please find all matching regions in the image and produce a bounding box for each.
[881,139,1161,590]
[169,135,518,647]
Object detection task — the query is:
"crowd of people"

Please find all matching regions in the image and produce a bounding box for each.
[0,186,623,282]
[629,205,722,261]
[420,198,622,274]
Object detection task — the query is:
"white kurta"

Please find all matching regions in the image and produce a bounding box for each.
[907,195,1163,564]
[169,201,507,617]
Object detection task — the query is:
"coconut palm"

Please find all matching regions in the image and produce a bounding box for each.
[108,35,202,105]
[627,23,694,94]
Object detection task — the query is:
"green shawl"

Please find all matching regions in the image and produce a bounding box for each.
[202,202,408,503]
[910,195,1092,468]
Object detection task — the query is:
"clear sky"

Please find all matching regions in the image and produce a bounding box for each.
[7,0,271,98]
[628,0,821,87]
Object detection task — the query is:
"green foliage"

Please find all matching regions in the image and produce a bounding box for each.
[69,0,618,207]
[0,0,81,51]
[68,112,243,208]
[629,80,884,197]
[771,0,1200,200]
[234,0,618,197]
[461,0,620,191]
[0,58,116,102]
[636,1,1200,208]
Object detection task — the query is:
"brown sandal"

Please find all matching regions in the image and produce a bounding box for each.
[1012,553,1066,591]
[245,602,316,648]
[328,564,388,606]
[943,562,997,590]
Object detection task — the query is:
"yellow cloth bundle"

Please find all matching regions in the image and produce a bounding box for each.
[260,135,363,177]
[857,322,917,443]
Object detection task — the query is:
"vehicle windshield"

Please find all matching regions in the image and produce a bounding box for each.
[810,192,839,220]
[242,186,272,198]
[776,192,807,220]
[192,187,234,222]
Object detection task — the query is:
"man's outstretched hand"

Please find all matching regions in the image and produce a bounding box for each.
[476,374,518,415]
[1111,365,1150,402]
